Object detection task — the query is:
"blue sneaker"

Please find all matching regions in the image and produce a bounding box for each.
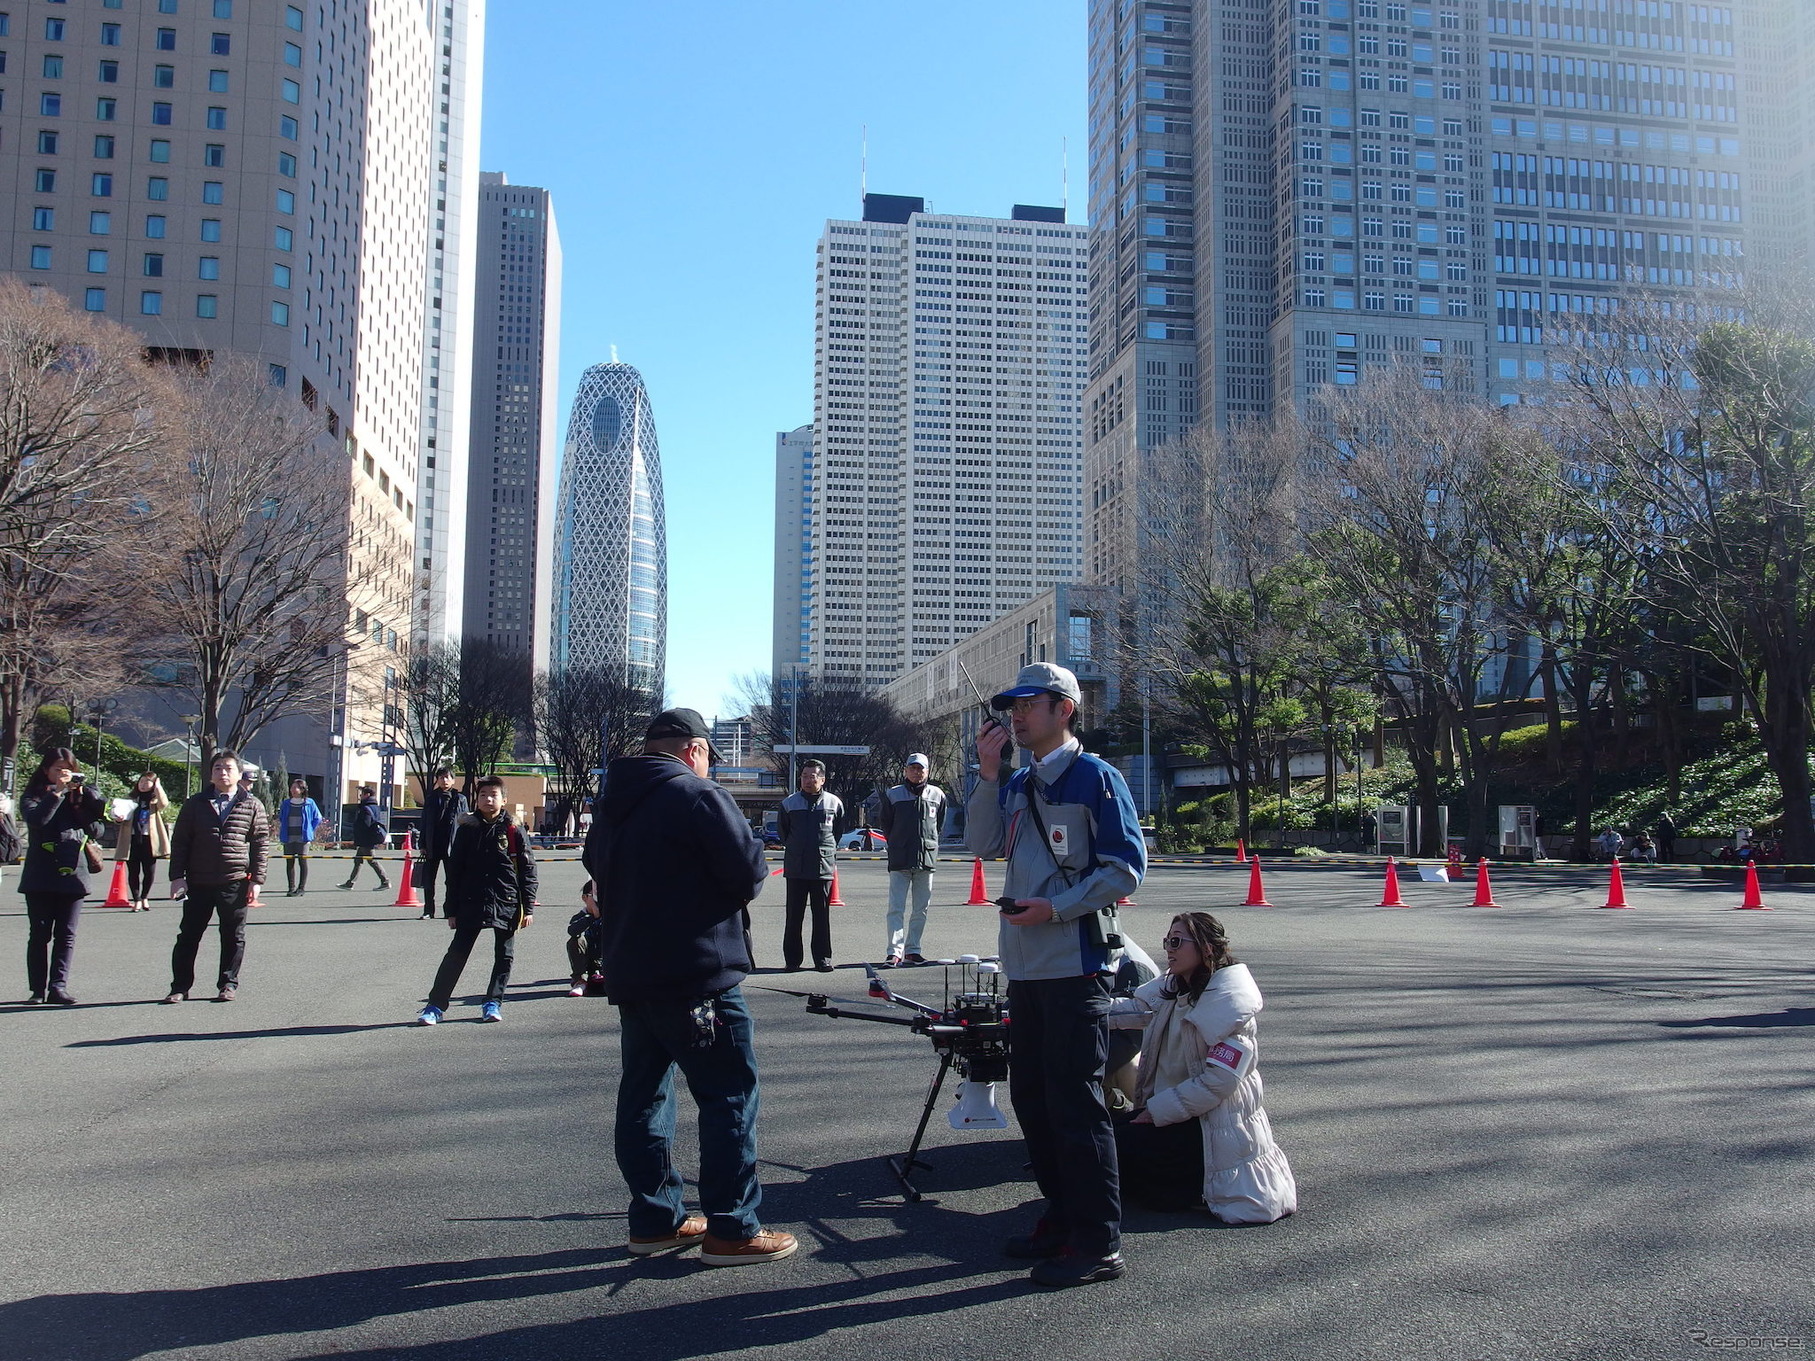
[415,1005,442,1026]
[480,1001,502,1023]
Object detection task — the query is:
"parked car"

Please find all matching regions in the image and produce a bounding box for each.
[839,828,888,851]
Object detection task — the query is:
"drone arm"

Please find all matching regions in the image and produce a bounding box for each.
[807,1004,919,1027]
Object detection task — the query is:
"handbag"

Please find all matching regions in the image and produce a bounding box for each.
[83,838,105,875]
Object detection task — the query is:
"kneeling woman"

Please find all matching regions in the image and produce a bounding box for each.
[1109,912,1296,1223]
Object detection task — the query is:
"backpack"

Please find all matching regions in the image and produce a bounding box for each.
[0,812,21,865]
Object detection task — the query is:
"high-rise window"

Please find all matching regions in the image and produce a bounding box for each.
[142,253,164,277]
[145,215,167,237]
[202,182,223,204]
[101,23,121,44]
[147,177,170,201]
[140,292,163,315]
[84,289,106,311]
[149,140,170,162]
[40,94,61,116]
[42,54,63,77]
[151,103,173,125]
[199,219,220,241]
[196,295,218,318]
[29,245,52,269]
[153,65,173,87]
[198,256,219,279]
[96,98,117,119]
[204,144,224,167]
[36,131,58,153]
[88,211,109,234]
[98,60,119,81]
[86,250,108,273]
[34,169,56,191]
[156,28,176,49]
[32,207,55,230]
[90,173,112,196]
[206,107,226,130]
[208,70,228,92]
[210,32,229,54]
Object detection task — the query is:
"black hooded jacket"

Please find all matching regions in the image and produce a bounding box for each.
[583,753,767,1003]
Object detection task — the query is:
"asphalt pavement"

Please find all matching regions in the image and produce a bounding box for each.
[2,853,1812,1361]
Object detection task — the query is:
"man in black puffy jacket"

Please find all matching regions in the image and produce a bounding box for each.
[413,775,536,1025]
[582,708,795,1267]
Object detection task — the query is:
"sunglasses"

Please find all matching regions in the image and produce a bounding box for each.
[1162,935,1191,950]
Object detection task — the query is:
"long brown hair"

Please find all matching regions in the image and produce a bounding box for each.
[1160,911,1239,1005]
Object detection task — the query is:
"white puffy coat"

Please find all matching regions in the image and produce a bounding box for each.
[1109,962,1297,1224]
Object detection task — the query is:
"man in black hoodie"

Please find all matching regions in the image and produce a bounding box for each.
[584,708,795,1267]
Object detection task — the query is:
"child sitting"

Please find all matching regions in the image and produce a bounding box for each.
[1108,911,1296,1223]
[566,880,606,997]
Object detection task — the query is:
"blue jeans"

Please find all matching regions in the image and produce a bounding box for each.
[614,986,763,1241]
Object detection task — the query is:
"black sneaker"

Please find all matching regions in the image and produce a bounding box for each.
[1029,1250,1126,1288]
[1003,1219,1066,1260]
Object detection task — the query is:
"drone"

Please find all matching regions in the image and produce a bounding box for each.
[757,956,1011,1201]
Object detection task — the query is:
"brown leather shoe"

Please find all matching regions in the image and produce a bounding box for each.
[627,1213,707,1256]
[699,1228,798,1266]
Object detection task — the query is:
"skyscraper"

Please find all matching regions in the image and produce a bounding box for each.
[465,174,562,673]
[804,195,1089,685]
[770,423,813,679]
[553,362,667,698]
[0,0,473,806]
[1084,0,1782,602]
[412,0,484,648]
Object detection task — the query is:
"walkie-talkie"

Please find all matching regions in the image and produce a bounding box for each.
[958,661,1013,765]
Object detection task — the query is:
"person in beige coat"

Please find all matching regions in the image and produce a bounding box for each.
[112,772,172,911]
[1109,911,1296,1223]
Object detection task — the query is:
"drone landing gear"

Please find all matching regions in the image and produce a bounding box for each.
[887,1051,955,1202]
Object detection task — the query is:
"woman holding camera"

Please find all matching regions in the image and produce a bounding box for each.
[19,747,106,1005]
[113,771,172,911]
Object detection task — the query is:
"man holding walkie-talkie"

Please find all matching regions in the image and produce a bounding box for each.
[966,662,1147,1288]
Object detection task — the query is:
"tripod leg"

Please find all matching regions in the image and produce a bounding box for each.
[888,1051,953,1203]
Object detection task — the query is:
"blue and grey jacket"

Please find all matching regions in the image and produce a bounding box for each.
[965,742,1146,981]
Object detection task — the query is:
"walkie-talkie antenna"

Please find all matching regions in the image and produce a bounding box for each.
[958,661,1013,763]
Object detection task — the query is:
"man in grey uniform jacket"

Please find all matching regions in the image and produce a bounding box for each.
[967,662,1146,1289]
[877,753,946,965]
[776,759,843,972]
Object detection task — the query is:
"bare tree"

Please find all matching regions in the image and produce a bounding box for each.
[138,359,359,768]
[0,280,170,788]
[736,672,934,823]
[534,663,656,827]
[1304,365,1552,856]
[1550,289,1815,859]
[398,640,460,802]
[446,636,533,796]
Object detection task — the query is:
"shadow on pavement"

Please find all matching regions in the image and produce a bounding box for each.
[0,1145,1051,1361]
[1659,1007,1815,1031]
[65,1022,416,1047]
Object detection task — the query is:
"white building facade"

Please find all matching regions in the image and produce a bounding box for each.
[770,423,813,680]
[806,195,1089,686]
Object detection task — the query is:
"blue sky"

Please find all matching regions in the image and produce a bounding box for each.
[480,0,1087,719]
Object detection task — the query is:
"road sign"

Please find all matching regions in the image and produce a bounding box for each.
[771,744,871,756]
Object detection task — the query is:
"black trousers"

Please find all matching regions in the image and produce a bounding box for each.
[282,841,310,893]
[1114,1112,1205,1212]
[428,925,516,1009]
[782,876,833,969]
[419,856,444,916]
[25,893,82,995]
[1007,975,1121,1256]
[171,881,250,994]
[127,841,159,900]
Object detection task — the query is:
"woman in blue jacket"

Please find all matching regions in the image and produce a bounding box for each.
[276,778,324,896]
[19,747,106,1005]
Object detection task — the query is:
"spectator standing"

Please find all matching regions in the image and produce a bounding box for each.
[113,771,171,911]
[776,759,843,972]
[414,775,537,1025]
[967,663,1147,1288]
[1654,811,1677,863]
[19,748,105,1005]
[340,785,391,891]
[165,750,270,1003]
[584,707,794,1266]
[275,778,323,897]
[877,754,946,966]
[416,767,468,920]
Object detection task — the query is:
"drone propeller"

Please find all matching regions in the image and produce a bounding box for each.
[862,963,942,1017]
[749,983,900,1011]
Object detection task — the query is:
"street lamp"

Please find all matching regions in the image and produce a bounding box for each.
[87,698,120,772]
[180,714,203,799]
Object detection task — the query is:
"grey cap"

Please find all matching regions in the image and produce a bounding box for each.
[905,752,930,769]
[991,662,1083,710]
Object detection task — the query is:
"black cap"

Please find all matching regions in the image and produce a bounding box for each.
[644,708,727,766]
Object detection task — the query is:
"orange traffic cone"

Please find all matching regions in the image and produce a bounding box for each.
[966,857,990,905]
[1242,855,1271,907]
[1600,856,1631,909]
[1235,837,1248,863]
[1472,858,1500,907]
[829,868,846,907]
[392,831,424,909]
[1379,856,1407,907]
[1736,860,1770,911]
[102,859,133,908]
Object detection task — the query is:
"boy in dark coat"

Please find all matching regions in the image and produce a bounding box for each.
[340,785,391,890]
[415,775,537,1024]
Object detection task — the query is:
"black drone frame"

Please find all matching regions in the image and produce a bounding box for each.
[759,962,1010,1202]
